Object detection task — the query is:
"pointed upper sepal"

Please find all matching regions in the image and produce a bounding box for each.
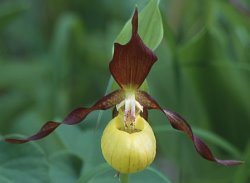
[136,91,244,166]
[5,90,124,144]
[109,8,157,89]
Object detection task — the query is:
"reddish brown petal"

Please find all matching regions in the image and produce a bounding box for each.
[5,90,124,144]
[109,8,157,89]
[136,91,159,109]
[140,109,148,121]
[112,108,118,118]
[136,91,243,166]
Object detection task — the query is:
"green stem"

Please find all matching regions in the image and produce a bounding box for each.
[120,173,129,183]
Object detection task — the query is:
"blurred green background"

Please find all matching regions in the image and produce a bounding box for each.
[0,0,250,183]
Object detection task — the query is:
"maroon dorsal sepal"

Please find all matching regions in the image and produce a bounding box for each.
[109,8,157,89]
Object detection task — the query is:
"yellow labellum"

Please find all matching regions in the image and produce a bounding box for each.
[101,114,156,173]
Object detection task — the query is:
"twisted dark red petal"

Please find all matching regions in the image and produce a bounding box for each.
[140,109,148,121]
[136,91,243,166]
[5,90,124,144]
[112,108,119,118]
[109,8,157,89]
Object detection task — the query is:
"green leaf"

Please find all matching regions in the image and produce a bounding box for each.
[115,0,163,50]
[234,142,250,183]
[178,29,226,64]
[128,166,173,183]
[50,14,86,117]
[51,14,85,60]
[0,137,50,183]
[75,163,112,183]
[0,92,32,132]
[0,62,50,89]
[161,12,178,60]
[145,167,173,183]
[49,151,83,183]
[218,0,250,28]
[55,125,104,172]
[0,1,28,30]
[77,163,173,183]
[0,176,13,183]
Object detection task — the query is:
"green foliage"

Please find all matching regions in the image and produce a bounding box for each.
[49,152,83,183]
[0,138,50,183]
[0,0,250,182]
[76,163,172,183]
[0,1,28,30]
[154,125,242,159]
[116,0,163,50]
[234,142,250,183]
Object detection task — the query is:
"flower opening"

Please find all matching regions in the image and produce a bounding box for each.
[116,90,143,131]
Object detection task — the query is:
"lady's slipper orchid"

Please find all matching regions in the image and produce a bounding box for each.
[5,8,243,173]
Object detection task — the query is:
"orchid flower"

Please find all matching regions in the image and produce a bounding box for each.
[5,8,243,173]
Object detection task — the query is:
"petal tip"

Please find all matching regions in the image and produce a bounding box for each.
[4,138,28,144]
[216,159,244,166]
[132,8,138,35]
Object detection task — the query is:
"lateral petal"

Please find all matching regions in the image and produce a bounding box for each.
[5,90,124,144]
[136,91,243,166]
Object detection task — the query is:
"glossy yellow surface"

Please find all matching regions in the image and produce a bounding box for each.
[101,114,156,173]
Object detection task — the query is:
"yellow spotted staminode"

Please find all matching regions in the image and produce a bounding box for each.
[101,113,156,173]
[5,7,242,177]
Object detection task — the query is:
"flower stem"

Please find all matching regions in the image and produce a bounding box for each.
[120,173,129,183]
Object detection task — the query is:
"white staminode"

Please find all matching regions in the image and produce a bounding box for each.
[116,92,143,129]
